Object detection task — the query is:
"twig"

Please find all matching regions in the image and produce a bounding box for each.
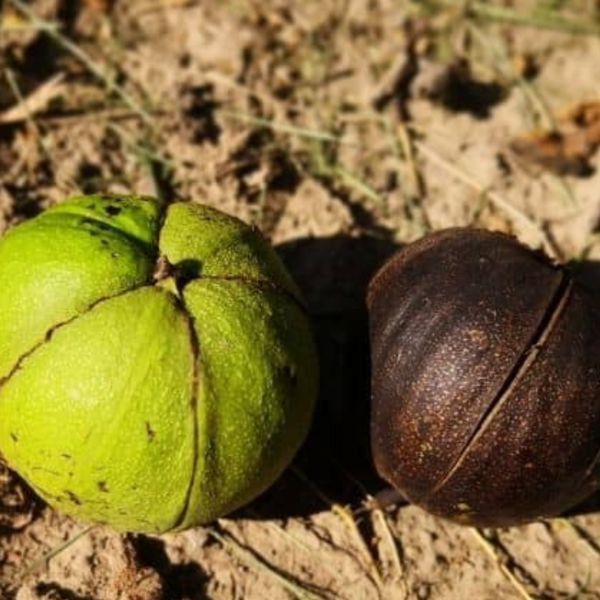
[0,21,60,33]
[395,121,426,202]
[330,505,383,589]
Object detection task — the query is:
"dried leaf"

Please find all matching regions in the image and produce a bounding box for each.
[510,100,600,176]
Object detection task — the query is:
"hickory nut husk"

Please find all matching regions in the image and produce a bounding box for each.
[0,194,318,533]
[368,228,600,527]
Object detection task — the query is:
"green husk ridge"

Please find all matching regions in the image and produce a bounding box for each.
[0,194,318,533]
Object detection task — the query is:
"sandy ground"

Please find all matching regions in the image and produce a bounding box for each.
[1,1,600,598]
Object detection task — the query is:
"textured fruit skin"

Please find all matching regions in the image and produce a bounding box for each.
[368,228,600,527]
[0,195,318,533]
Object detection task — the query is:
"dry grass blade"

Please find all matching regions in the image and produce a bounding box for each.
[221,109,384,207]
[20,525,96,579]
[291,467,384,592]
[370,501,405,582]
[334,164,385,205]
[219,110,348,145]
[470,529,534,600]
[395,121,426,203]
[329,462,404,583]
[432,0,600,36]
[0,73,65,125]
[3,68,54,164]
[553,518,600,558]
[413,140,562,259]
[107,123,175,203]
[244,509,342,583]
[392,119,431,235]
[0,11,60,33]
[221,109,558,256]
[466,21,579,207]
[209,528,327,600]
[331,504,383,587]
[41,107,158,126]
[8,0,154,127]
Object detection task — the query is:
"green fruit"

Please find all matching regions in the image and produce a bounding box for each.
[0,195,318,533]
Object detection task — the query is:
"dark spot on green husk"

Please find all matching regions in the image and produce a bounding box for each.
[97,481,109,493]
[105,205,122,217]
[145,422,156,441]
[10,432,18,443]
[65,490,82,505]
[61,453,72,460]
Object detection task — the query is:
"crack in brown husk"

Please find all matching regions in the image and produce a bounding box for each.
[427,271,574,499]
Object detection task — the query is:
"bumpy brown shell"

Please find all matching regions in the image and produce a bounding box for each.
[368,228,600,527]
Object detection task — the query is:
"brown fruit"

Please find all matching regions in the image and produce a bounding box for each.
[368,228,600,527]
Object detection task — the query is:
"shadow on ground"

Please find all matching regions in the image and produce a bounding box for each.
[246,242,600,523]
[243,233,401,520]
